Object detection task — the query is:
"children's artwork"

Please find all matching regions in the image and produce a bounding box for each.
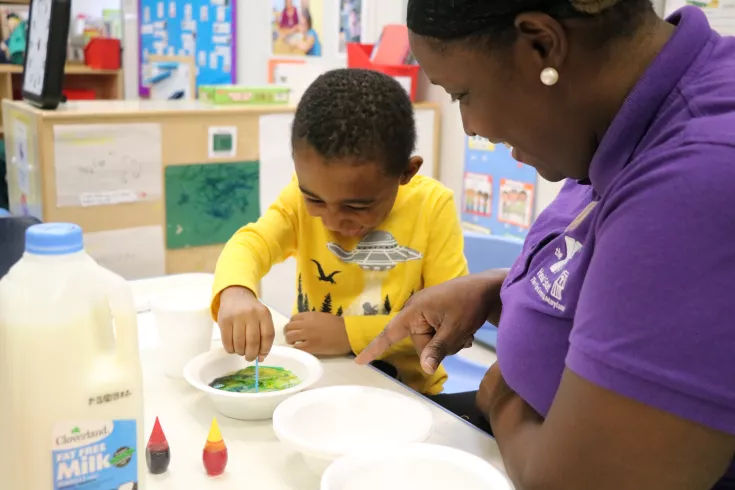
[338,0,361,54]
[53,123,163,207]
[463,173,492,217]
[202,417,228,477]
[271,0,323,57]
[165,162,260,249]
[146,55,196,100]
[498,179,535,229]
[462,136,537,239]
[5,110,41,219]
[139,0,236,97]
[146,417,171,475]
[209,366,301,393]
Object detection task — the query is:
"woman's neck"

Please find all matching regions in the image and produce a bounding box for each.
[588,17,676,146]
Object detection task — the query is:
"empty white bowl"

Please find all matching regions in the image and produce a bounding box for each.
[183,346,323,420]
[321,443,512,490]
[273,386,434,476]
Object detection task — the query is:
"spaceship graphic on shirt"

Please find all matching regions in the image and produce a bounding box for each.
[327,231,423,271]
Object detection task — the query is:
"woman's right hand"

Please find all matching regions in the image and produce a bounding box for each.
[355,270,508,374]
[217,286,275,362]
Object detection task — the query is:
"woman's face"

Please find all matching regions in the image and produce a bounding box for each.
[409,17,597,182]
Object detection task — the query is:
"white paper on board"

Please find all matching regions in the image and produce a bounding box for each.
[157,1,164,18]
[12,119,30,194]
[53,124,163,208]
[217,6,225,22]
[169,1,176,18]
[208,126,237,158]
[209,51,218,69]
[393,76,412,97]
[414,108,436,179]
[258,114,298,316]
[258,114,295,210]
[84,226,166,280]
[200,5,209,22]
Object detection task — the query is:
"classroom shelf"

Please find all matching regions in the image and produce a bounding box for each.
[0,63,123,134]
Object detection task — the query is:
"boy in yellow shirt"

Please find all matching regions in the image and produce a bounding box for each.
[211,68,467,395]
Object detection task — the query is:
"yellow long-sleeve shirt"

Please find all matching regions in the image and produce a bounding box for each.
[211,175,468,395]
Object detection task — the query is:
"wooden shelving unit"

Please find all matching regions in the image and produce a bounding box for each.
[0,0,124,131]
[0,63,123,133]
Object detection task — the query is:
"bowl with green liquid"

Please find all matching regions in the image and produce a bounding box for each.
[183,346,324,420]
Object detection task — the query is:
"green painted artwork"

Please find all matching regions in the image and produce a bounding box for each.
[209,366,301,393]
[165,162,260,249]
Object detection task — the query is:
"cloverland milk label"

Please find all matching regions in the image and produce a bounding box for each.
[52,421,138,490]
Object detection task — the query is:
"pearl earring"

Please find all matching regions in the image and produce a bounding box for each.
[540,67,559,86]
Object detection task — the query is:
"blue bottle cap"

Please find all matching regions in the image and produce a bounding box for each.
[26,223,84,255]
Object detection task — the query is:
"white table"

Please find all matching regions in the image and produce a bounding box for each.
[133,277,506,488]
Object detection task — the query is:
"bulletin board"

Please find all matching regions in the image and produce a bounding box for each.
[461,136,538,240]
[138,0,237,98]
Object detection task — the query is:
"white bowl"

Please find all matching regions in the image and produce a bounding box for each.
[273,386,434,476]
[321,443,512,490]
[183,346,323,420]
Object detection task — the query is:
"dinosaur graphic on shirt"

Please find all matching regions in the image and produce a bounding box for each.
[311,259,341,284]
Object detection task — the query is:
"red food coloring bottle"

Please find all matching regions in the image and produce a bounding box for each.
[202,417,228,477]
[146,417,171,475]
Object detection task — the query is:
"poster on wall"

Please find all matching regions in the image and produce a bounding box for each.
[138,0,237,98]
[461,136,537,240]
[271,0,324,57]
[665,0,735,34]
[338,0,362,54]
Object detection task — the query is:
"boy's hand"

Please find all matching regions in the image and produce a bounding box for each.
[217,286,275,362]
[284,313,352,356]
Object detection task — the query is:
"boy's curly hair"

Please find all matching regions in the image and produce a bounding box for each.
[291,68,416,176]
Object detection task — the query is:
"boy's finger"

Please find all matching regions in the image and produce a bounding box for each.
[232,318,247,356]
[293,340,311,352]
[219,320,235,354]
[285,328,303,345]
[354,312,411,365]
[259,310,276,358]
[244,318,261,362]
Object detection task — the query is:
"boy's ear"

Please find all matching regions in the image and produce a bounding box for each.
[400,156,423,184]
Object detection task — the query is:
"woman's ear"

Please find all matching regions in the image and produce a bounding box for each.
[401,156,424,184]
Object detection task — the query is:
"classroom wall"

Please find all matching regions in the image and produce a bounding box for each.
[72,0,121,19]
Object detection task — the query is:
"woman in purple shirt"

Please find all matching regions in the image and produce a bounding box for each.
[357,1,735,488]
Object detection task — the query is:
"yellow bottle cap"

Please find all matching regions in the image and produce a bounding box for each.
[207,416,223,443]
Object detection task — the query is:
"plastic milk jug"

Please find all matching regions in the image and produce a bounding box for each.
[0,223,145,490]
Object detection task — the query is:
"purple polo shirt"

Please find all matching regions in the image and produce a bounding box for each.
[497,6,735,486]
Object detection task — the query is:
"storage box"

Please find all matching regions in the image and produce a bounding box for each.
[198,85,290,105]
[84,38,121,70]
[347,43,421,102]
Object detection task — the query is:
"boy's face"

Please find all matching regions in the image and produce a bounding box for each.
[294,143,421,238]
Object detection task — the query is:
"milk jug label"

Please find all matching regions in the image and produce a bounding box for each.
[52,420,138,490]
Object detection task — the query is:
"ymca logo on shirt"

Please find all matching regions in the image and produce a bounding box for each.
[531,236,583,312]
[529,201,597,312]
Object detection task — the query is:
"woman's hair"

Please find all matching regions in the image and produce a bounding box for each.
[291,68,416,176]
[302,8,312,29]
[407,0,653,46]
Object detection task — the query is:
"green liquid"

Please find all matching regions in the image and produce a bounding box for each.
[209,366,301,393]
